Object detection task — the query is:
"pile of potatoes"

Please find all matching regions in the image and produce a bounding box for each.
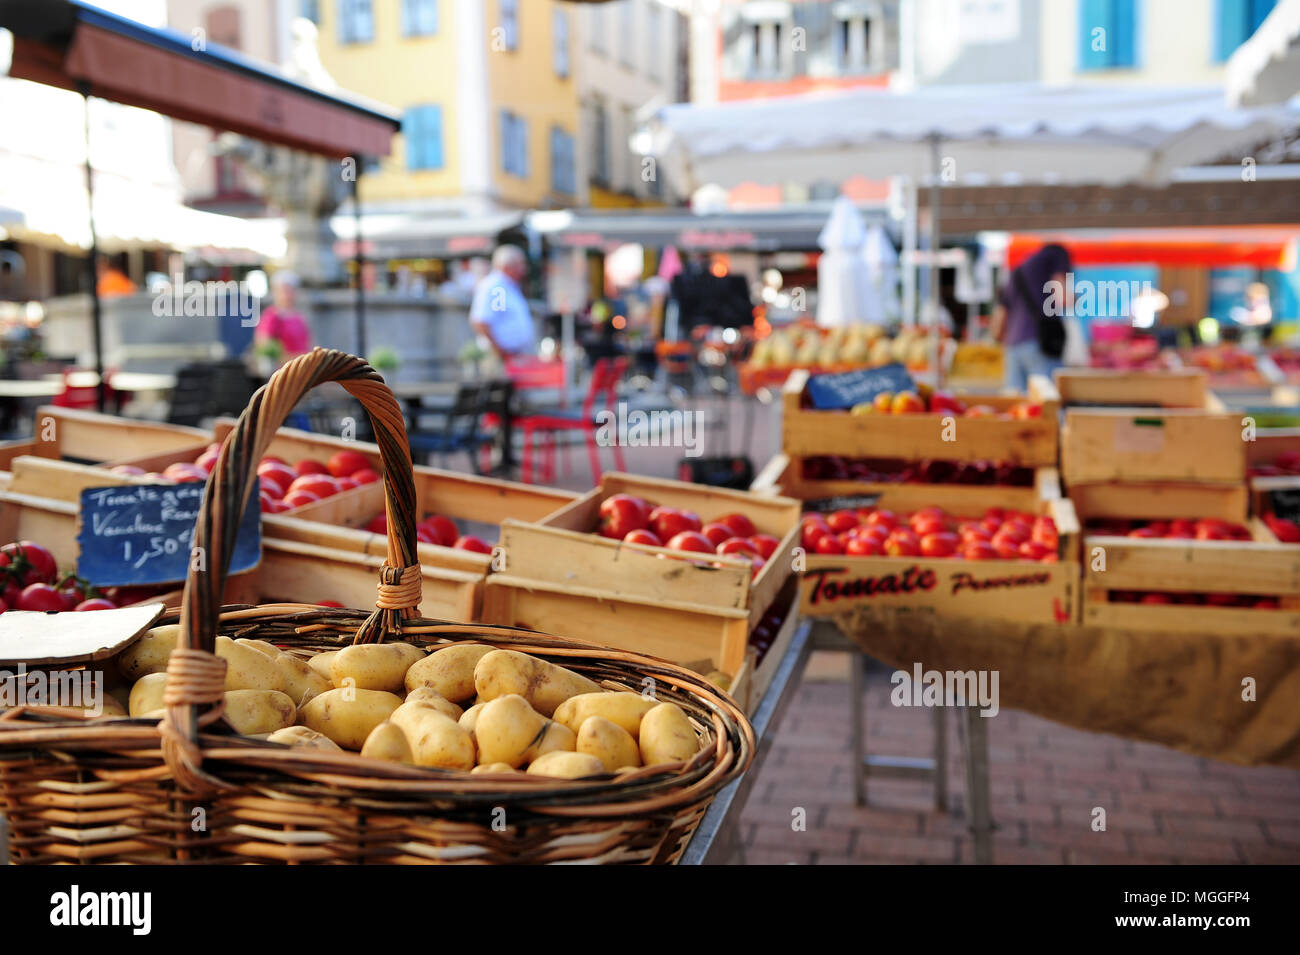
[114,626,704,779]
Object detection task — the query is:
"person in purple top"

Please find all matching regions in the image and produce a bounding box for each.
[991,243,1071,392]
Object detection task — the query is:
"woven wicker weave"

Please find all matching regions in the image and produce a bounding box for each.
[0,349,754,864]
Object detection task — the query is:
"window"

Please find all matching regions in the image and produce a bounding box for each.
[403,105,444,170]
[551,127,576,195]
[591,99,609,184]
[834,2,877,74]
[338,0,373,44]
[500,110,528,178]
[745,17,787,78]
[554,8,570,78]
[299,1,320,24]
[401,0,437,37]
[1078,0,1136,70]
[499,0,518,51]
[1214,0,1277,61]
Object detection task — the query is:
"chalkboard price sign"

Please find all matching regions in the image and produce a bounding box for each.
[77,482,262,587]
[803,494,881,514]
[1271,487,1300,525]
[806,363,916,410]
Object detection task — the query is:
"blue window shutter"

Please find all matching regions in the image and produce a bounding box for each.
[1250,0,1277,31]
[1079,0,1110,70]
[1111,0,1136,67]
[1215,0,1244,62]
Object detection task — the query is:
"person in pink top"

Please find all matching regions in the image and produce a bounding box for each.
[254,271,312,362]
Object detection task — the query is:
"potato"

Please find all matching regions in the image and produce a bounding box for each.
[389,702,475,770]
[223,690,296,736]
[458,701,486,735]
[404,686,463,720]
[330,643,426,692]
[299,687,403,750]
[473,649,600,716]
[307,651,338,681]
[554,692,656,739]
[274,652,332,704]
[405,644,493,701]
[471,762,521,775]
[266,725,341,751]
[526,751,605,779]
[638,702,699,765]
[474,694,548,768]
[117,624,180,681]
[128,672,168,717]
[235,638,280,659]
[90,695,129,719]
[524,720,576,763]
[576,716,640,772]
[215,636,286,693]
[360,721,414,764]
[704,670,732,691]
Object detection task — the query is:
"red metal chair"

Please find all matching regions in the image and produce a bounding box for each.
[516,357,628,484]
[52,368,116,410]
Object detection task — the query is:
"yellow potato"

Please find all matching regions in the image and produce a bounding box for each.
[128,672,168,717]
[389,702,476,770]
[215,636,286,693]
[405,644,493,701]
[307,651,338,681]
[473,649,600,717]
[117,624,180,681]
[403,686,463,720]
[266,725,341,751]
[526,751,605,779]
[471,762,521,775]
[360,721,414,764]
[223,689,296,736]
[524,720,576,763]
[275,652,332,705]
[473,694,548,768]
[458,701,486,735]
[330,643,426,692]
[299,687,403,750]
[638,702,699,765]
[576,716,641,772]
[704,670,732,691]
[89,695,129,719]
[554,692,656,739]
[235,638,280,659]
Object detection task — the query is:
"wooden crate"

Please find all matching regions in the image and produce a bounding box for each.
[0,407,208,471]
[1076,483,1300,636]
[1069,480,1249,525]
[797,489,1081,625]
[751,451,1059,516]
[781,369,1060,466]
[728,583,801,715]
[210,416,382,473]
[1061,406,1245,485]
[1054,369,1210,408]
[480,473,802,686]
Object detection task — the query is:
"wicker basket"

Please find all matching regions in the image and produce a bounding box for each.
[0,349,754,864]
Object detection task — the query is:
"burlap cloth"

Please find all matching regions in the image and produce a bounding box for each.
[833,605,1300,768]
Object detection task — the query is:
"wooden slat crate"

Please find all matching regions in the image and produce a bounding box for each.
[1054,369,1210,408]
[0,407,208,471]
[480,473,802,692]
[210,416,381,473]
[1061,406,1245,485]
[1075,483,1300,636]
[781,369,1060,466]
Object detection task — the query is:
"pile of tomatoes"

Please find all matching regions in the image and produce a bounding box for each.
[0,540,132,613]
[362,511,492,554]
[801,506,1060,562]
[597,494,779,578]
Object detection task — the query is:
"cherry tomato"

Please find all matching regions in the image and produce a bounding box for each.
[74,598,115,612]
[1,541,57,584]
[18,583,63,612]
[453,535,492,554]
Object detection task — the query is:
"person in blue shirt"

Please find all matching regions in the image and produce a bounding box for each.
[470,245,537,362]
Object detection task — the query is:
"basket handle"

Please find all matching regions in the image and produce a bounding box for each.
[179,348,420,653]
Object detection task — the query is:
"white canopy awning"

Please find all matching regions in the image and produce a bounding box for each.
[1228,0,1300,106]
[648,84,1300,193]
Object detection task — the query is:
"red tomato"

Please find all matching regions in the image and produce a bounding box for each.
[623,528,663,547]
[1265,515,1300,543]
[962,540,998,561]
[750,533,780,559]
[599,494,650,539]
[813,534,845,555]
[997,519,1031,544]
[282,489,322,509]
[884,535,920,557]
[983,507,1006,522]
[259,492,278,514]
[454,535,492,554]
[910,506,946,525]
[1168,518,1196,538]
[826,509,858,534]
[327,450,371,478]
[0,597,6,613]
[2,541,57,584]
[911,517,949,538]
[865,509,898,531]
[351,468,381,485]
[650,506,702,542]
[296,459,329,476]
[858,525,889,546]
[109,464,146,476]
[747,555,766,579]
[258,460,298,490]
[717,538,759,559]
[267,499,291,514]
[1138,593,1171,605]
[416,527,437,544]
[1194,525,1228,541]
[162,462,206,483]
[74,598,115,612]
[960,524,992,543]
[57,584,82,611]
[980,516,1003,535]
[666,530,714,553]
[288,474,340,499]
[318,600,345,608]
[1128,526,1162,538]
[18,583,63,612]
[336,476,359,491]
[802,524,828,550]
[845,536,882,556]
[700,522,735,547]
[194,448,221,474]
[1018,540,1053,561]
[990,533,1023,559]
[1030,516,1058,547]
[421,515,459,547]
[258,475,286,500]
[920,532,959,558]
[365,514,388,535]
[716,512,757,539]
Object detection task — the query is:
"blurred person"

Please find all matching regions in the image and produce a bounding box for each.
[991,243,1071,391]
[470,244,536,362]
[254,270,312,364]
[96,258,135,298]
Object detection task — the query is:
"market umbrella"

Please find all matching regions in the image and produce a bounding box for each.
[815,196,874,327]
[1228,0,1300,105]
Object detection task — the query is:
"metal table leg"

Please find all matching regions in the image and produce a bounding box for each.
[962,706,994,864]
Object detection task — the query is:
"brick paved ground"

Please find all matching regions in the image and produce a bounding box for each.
[738,655,1300,865]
